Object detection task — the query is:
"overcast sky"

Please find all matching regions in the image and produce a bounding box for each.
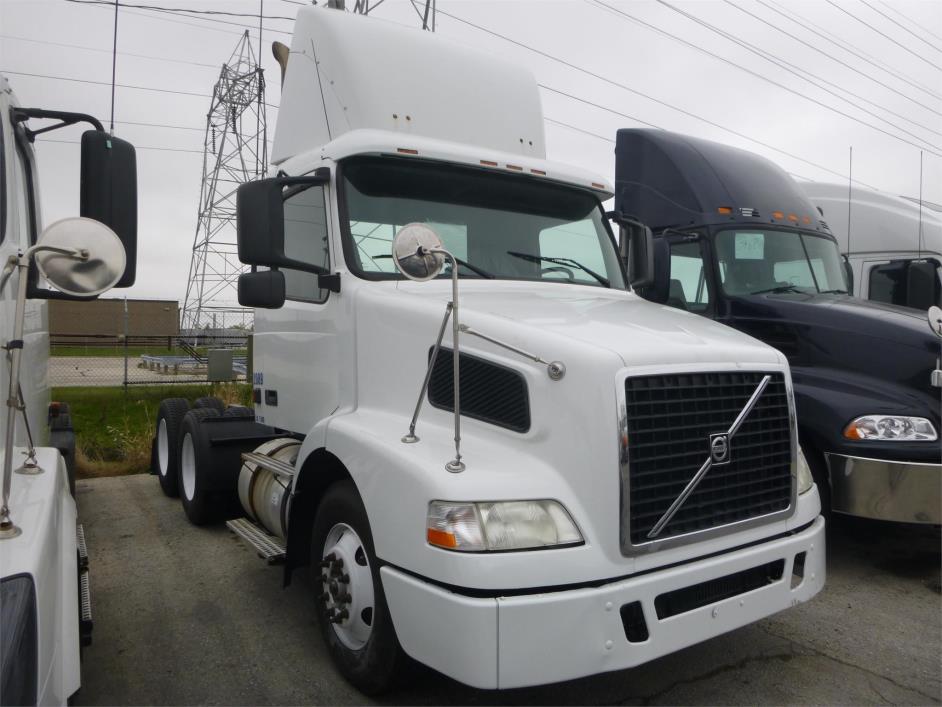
[1,0,940,304]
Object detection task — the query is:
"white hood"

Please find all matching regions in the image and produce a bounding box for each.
[397,280,785,369]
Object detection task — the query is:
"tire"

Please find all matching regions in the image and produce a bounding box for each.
[193,396,225,413]
[311,481,410,695]
[155,398,190,497]
[178,408,221,525]
[222,405,254,419]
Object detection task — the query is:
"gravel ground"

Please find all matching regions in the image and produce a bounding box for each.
[74,474,941,706]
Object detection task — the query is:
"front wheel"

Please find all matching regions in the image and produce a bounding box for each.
[310,481,410,695]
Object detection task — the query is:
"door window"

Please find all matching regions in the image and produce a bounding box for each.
[283,184,330,303]
[869,259,942,309]
[668,240,710,312]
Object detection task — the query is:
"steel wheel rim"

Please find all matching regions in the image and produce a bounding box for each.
[181,433,196,501]
[321,522,375,650]
[157,418,169,477]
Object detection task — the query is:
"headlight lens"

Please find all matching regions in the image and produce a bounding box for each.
[797,447,814,495]
[843,415,938,442]
[427,500,583,552]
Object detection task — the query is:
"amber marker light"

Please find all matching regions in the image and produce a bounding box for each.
[427,528,458,548]
[772,210,784,220]
[531,168,546,176]
[396,148,418,155]
[480,159,498,167]
[802,215,811,224]
[591,182,606,190]
[506,164,523,171]
[717,206,733,215]
[787,214,799,222]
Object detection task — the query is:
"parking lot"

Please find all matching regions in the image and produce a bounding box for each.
[75,474,941,706]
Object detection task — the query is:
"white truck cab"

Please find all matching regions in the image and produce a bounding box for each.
[153,8,824,693]
[803,181,942,310]
[0,74,137,705]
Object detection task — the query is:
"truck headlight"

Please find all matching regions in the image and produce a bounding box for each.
[797,447,814,495]
[843,415,938,442]
[427,500,583,552]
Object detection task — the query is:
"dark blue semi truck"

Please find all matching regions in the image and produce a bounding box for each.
[614,129,941,525]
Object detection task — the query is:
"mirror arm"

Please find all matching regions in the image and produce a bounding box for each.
[11,107,104,142]
[318,272,341,293]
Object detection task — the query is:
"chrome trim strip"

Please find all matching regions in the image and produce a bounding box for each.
[646,375,771,539]
[826,453,941,524]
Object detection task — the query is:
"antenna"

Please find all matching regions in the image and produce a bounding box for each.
[846,146,853,255]
[918,150,924,260]
[109,0,119,134]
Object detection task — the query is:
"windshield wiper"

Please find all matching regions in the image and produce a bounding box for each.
[819,289,848,294]
[373,254,495,278]
[506,251,610,286]
[750,284,803,295]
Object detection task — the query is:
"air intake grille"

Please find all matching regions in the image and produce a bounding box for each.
[623,371,792,546]
[428,348,530,433]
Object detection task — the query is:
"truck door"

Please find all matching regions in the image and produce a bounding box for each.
[254,180,339,433]
[663,234,713,316]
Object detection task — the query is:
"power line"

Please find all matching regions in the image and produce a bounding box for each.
[661,0,942,146]
[697,0,942,120]
[878,0,942,46]
[761,0,942,103]
[436,5,882,187]
[0,33,221,69]
[592,0,942,156]
[824,0,942,73]
[0,70,280,109]
[860,0,942,56]
[66,0,296,21]
[64,0,293,38]
[36,137,203,154]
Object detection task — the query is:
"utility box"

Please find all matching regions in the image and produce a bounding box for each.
[207,349,234,382]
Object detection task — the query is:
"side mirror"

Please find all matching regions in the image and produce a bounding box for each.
[80,131,137,287]
[638,237,671,304]
[610,213,654,290]
[237,172,330,274]
[34,217,126,297]
[392,224,446,281]
[842,255,854,295]
[238,270,285,309]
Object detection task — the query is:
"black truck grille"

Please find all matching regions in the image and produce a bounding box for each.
[623,371,792,546]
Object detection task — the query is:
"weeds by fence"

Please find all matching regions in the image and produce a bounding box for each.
[50,333,250,387]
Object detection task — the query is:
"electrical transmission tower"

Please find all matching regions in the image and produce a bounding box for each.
[342,0,437,29]
[181,30,267,333]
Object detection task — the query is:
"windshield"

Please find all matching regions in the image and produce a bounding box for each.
[340,157,625,289]
[715,228,848,296]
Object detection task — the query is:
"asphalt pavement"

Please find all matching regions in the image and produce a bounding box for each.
[74,474,941,706]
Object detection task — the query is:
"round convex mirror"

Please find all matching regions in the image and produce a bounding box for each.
[392,223,445,282]
[929,305,942,338]
[34,217,126,297]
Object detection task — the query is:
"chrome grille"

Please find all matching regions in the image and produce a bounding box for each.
[622,371,792,547]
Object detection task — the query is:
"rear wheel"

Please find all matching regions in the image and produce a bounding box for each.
[155,398,190,497]
[193,396,225,413]
[179,408,221,525]
[311,481,409,695]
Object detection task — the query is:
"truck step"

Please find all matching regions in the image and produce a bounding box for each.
[79,569,93,647]
[240,451,296,480]
[76,523,89,569]
[227,517,286,564]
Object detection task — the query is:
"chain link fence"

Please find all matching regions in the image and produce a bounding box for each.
[50,333,250,387]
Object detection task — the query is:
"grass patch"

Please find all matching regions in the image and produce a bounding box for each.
[54,383,252,479]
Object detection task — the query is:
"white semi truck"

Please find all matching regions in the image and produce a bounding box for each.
[152,8,824,693]
[802,181,942,310]
[0,74,137,704]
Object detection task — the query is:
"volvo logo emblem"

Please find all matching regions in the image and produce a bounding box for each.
[710,433,731,465]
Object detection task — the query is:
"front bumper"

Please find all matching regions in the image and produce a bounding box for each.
[826,453,941,524]
[381,516,825,689]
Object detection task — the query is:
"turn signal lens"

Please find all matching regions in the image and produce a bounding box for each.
[797,447,814,495]
[843,415,938,441]
[427,500,583,552]
[717,206,733,215]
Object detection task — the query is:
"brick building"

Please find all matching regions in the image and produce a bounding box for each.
[49,298,178,343]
